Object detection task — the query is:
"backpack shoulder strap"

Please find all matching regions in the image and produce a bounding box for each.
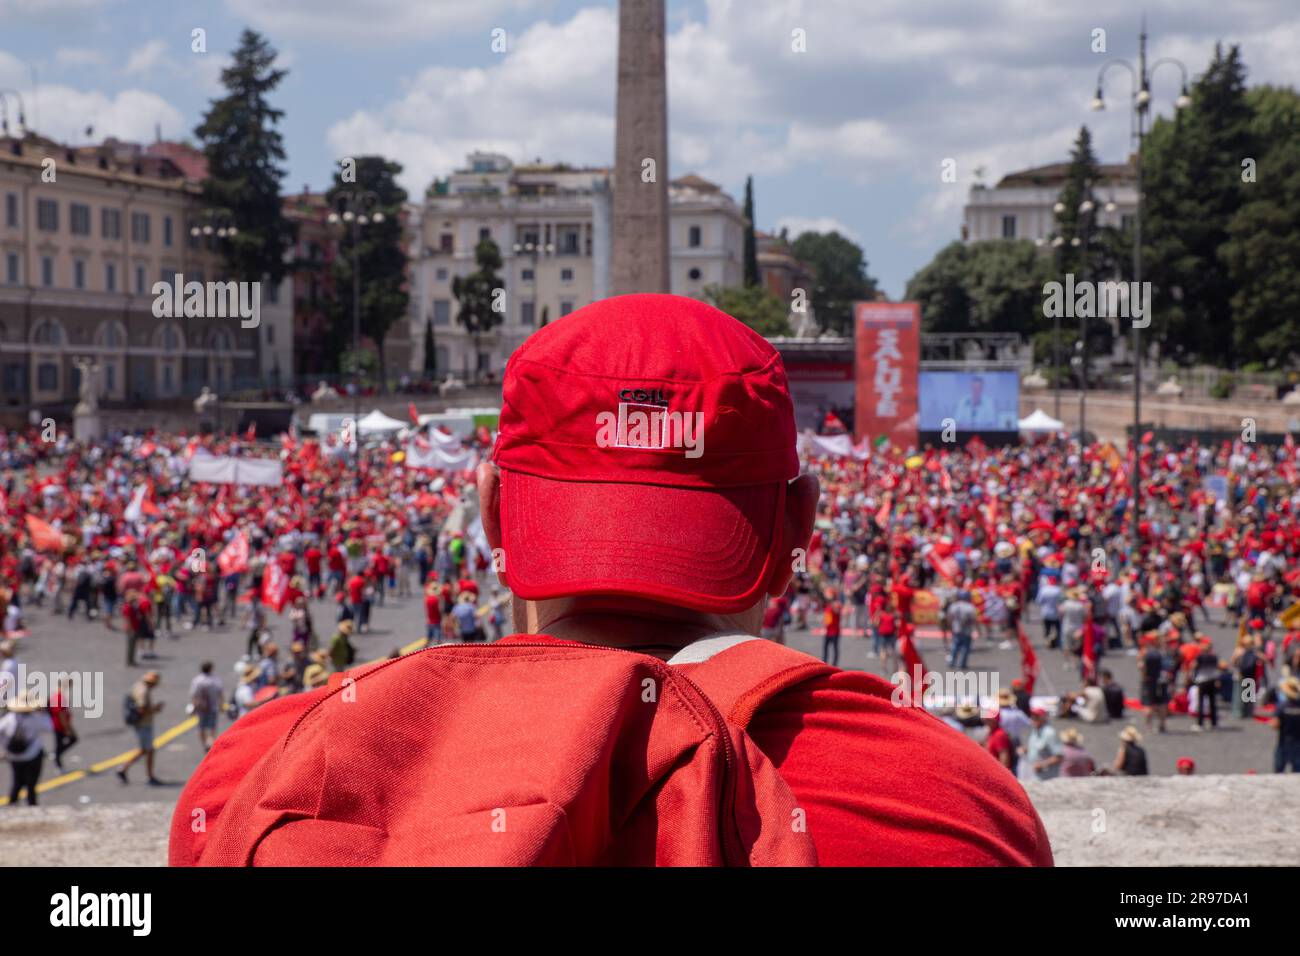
[670,635,837,729]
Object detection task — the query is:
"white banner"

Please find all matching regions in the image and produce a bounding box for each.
[188,456,283,486]
[405,441,476,472]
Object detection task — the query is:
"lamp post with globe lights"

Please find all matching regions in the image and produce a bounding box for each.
[1089,22,1191,558]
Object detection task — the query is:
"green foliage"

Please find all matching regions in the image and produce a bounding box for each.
[325,156,410,387]
[423,320,437,375]
[1222,85,1300,362]
[703,284,792,337]
[789,231,880,334]
[194,29,295,284]
[452,238,506,377]
[905,240,1053,337]
[743,176,760,287]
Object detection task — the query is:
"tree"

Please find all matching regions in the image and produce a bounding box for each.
[540,304,550,327]
[1222,85,1300,363]
[423,319,437,376]
[905,240,1052,338]
[1053,126,1103,276]
[1143,43,1256,364]
[703,284,792,337]
[789,231,879,334]
[325,156,409,390]
[742,176,760,286]
[452,238,505,381]
[194,29,295,284]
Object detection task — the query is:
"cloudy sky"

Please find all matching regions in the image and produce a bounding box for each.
[4,0,1298,296]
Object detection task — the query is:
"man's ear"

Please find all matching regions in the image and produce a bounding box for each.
[475,461,507,587]
[767,473,820,596]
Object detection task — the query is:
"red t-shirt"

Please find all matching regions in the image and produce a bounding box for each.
[169,635,1051,867]
[304,548,323,574]
[424,593,441,626]
[823,605,841,637]
[985,727,1014,767]
[346,575,365,603]
[761,596,788,630]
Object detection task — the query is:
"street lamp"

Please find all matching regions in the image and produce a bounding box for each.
[327,189,384,424]
[1089,21,1189,561]
[1076,191,1096,444]
[1050,234,1066,419]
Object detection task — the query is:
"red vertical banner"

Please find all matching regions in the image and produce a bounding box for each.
[854,301,920,451]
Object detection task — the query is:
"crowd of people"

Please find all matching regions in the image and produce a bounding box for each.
[0,424,501,803]
[2,424,1300,806]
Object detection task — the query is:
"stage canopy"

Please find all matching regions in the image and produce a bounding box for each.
[356,409,407,435]
[1018,408,1065,433]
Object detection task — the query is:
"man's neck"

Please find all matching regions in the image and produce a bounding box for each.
[522,600,760,661]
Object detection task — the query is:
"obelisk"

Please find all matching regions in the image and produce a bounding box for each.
[610,0,670,295]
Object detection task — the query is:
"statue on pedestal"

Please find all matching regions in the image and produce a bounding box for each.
[72,357,104,442]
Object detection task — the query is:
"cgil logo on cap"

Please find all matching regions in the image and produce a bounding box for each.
[596,389,704,459]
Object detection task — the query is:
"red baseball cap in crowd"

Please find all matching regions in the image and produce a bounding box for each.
[492,293,799,613]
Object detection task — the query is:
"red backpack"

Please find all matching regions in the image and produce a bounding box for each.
[196,635,834,866]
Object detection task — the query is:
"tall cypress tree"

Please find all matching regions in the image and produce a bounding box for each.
[194,29,295,284]
[743,175,760,286]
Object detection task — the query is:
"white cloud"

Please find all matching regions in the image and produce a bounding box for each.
[124,39,168,76]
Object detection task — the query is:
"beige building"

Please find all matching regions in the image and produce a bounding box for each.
[0,134,291,412]
[962,160,1137,244]
[408,152,744,379]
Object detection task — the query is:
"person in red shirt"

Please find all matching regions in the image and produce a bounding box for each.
[822,589,842,666]
[326,543,347,595]
[983,710,1016,774]
[304,545,324,597]
[170,294,1050,867]
[346,572,368,633]
[423,580,441,642]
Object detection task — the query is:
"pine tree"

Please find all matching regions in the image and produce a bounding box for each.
[423,319,437,376]
[194,29,294,284]
[743,176,760,286]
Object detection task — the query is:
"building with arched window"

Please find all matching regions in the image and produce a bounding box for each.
[0,133,291,409]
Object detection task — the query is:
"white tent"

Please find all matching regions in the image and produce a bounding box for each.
[356,409,407,435]
[1018,408,1065,433]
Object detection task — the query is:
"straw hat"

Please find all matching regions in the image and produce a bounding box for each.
[5,691,38,714]
[1281,676,1300,701]
[997,687,1016,707]
[303,663,328,689]
[1060,728,1084,746]
[337,620,354,634]
[954,704,980,720]
[240,664,259,684]
[1119,725,1142,744]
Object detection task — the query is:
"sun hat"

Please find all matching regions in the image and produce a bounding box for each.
[492,294,799,614]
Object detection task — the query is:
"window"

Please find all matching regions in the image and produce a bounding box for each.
[70,203,91,236]
[41,256,53,287]
[5,253,18,284]
[130,212,151,244]
[4,193,16,227]
[37,363,59,392]
[439,233,453,253]
[1120,214,1135,232]
[560,300,574,317]
[1001,215,1017,239]
[436,267,448,281]
[557,225,581,255]
[688,267,702,281]
[688,225,702,248]
[163,215,173,247]
[108,364,117,392]
[135,266,146,294]
[433,299,451,326]
[478,227,492,242]
[560,268,573,283]
[33,320,62,345]
[74,259,86,289]
[520,269,534,281]
[37,198,58,232]
[102,208,122,239]
[266,280,279,305]
[267,323,275,345]
[520,301,535,326]
[161,364,172,392]
[105,262,117,292]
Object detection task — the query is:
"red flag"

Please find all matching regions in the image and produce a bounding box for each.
[408,402,421,426]
[1016,621,1038,696]
[875,491,892,529]
[217,532,251,576]
[245,421,257,442]
[25,514,63,552]
[261,561,291,613]
[897,625,929,708]
[927,549,960,582]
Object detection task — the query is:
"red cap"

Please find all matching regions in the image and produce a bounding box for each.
[492,294,799,613]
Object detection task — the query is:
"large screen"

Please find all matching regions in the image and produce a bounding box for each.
[918,370,1020,431]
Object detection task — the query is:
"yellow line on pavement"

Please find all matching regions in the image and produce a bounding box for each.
[5,639,431,803]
